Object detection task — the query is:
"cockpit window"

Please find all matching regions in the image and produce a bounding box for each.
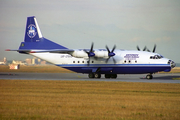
[150,55,164,59]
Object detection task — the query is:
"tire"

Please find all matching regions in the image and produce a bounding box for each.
[105,74,111,78]
[88,73,95,78]
[111,74,117,79]
[146,75,153,79]
[94,73,101,79]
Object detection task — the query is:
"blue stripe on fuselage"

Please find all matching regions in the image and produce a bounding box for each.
[56,64,171,74]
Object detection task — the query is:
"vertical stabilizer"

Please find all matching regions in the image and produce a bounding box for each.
[24,16,43,42]
[19,16,67,50]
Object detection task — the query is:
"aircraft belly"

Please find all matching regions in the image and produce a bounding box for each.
[57,64,171,74]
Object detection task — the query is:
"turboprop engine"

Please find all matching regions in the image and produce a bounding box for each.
[71,50,88,58]
[71,50,109,58]
[94,51,108,58]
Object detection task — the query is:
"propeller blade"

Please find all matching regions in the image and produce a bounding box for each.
[84,49,88,54]
[106,57,116,64]
[113,58,116,64]
[143,46,147,51]
[106,45,110,53]
[105,57,110,63]
[153,44,156,53]
[84,42,95,57]
[90,42,94,52]
[137,46,140,51]
[147,49,151,52]
[111,45,116,52]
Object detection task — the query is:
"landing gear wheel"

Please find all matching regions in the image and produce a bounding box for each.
[146,74,153,79]
[111,74,117,79]
[105,74,117,79]
[94,73,101,79]
[88,73,95,78]
[105,74,111,78]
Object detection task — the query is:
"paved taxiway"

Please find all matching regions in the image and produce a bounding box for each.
[0,72,180,83]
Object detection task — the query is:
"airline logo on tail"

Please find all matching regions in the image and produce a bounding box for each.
[27,24,37,38]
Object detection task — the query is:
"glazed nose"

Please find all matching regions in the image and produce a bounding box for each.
[168,60,176,68]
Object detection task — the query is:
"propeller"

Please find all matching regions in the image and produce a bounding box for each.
[152,44,156,53]
[137,44,156,53]
[147,44,156,53]
[105,45,116,64]
[84,43,95,65]
[137,46,147,51]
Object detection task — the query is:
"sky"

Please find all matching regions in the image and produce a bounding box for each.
[0,0,180,63]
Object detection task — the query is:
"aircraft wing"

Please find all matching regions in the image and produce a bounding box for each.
[6,49,74,54]
[29,49,74,54]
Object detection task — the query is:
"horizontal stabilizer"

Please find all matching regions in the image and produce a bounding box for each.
[6,49,74,54]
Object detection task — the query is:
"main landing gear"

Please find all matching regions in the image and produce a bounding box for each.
[105,74,117,79]
[146,74,153,79]
[88,73,153,79]
[88,73,117,79]
[88,73,101,78]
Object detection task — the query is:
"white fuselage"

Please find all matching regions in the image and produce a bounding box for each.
[30,50,169,65]
[30,49,173,74]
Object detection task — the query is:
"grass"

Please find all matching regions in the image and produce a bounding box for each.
[0,65,73,73]
[0,80,180,120]
[173,78,180,80]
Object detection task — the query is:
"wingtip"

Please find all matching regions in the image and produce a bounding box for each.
[5,49,10,51]
[29,51,36,53]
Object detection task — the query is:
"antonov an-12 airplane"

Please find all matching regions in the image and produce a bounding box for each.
[6,16,176,79]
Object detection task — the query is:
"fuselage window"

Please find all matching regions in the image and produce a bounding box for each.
[129,60,131,63]
[73,61,75,63]
[124,60,126,63]
[78,61,80,63]
[87,61,89,63]
[92,61,94,63]
[82,61,84,63]
[135,60,137,63]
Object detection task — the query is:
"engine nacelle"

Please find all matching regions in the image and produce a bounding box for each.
[71,50,109,58]
[71,50,88,58]
[94,51,108,58]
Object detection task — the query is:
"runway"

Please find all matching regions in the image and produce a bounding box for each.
[0,72,180,83]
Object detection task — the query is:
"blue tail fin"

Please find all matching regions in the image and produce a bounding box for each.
[19,16,67,50]
[24,16,43,42]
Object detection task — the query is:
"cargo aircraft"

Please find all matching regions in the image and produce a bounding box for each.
[6,16,176,79]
